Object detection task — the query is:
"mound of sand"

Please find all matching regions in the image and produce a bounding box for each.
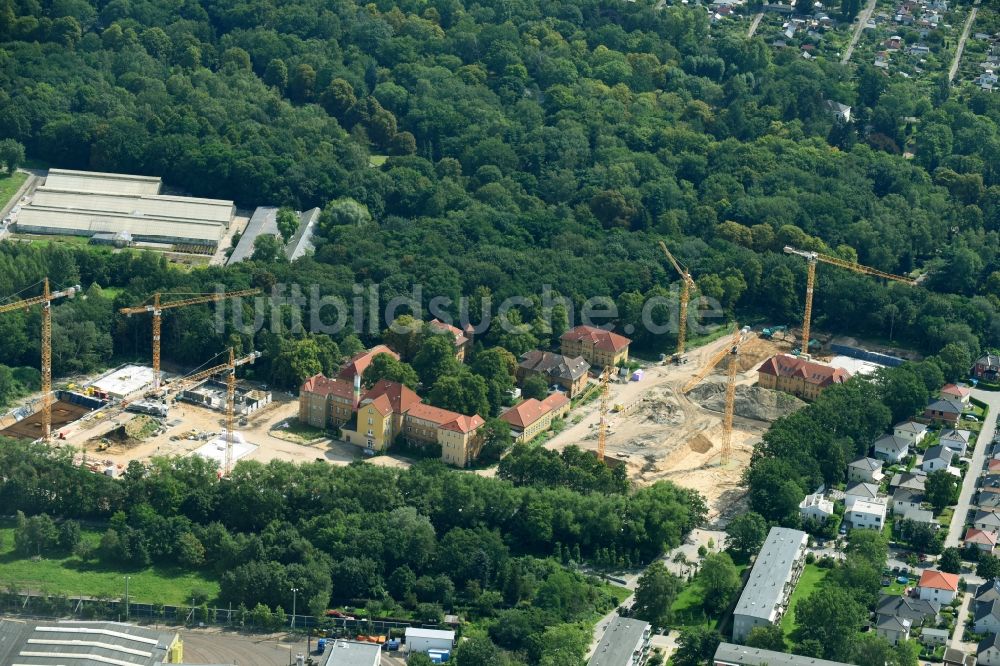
[687,383,806,422]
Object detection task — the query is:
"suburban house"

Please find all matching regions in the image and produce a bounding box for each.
[921,628,949,647]
[731,528,808,641]
[499,393,571,443]
[918,570,960,604]
[977,579,1000,604]
[849,498,887,530]
[517,350,591,398]
[899,506,938,530]
[846,482,881,510]
[338,345,399,381]
[559,325,631,368]
[975,600,1000,635]
[985,474,1000,496]
[428,319,473,362]
[892,487,926,515]
[981,493,1000,510]
[756,354,851,401]
[974,353,1000,382]
[941,384,971,406]
[299,374,485,467]
[299,373,357,428]
[945,646,978,666]
[894,421,928,446]
[890,471,926,492]
[921,445,954,473]
[875,615,911,645]
[979,633,1000,666]
[990,459,1000,475]
[799,492,834,523]
[975,511,1000,533]
[966,528,998,555]
[874,434,910,463]
[848,457,885,484]
[924,398,964,427]
[940,429,971,456]
[876,595,940,628]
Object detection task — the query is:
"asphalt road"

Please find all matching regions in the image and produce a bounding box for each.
[180,629,307,665]
[747,13,763,38]
[949,2,980,82]
[841,0,878,64]
[945,388,1000,548]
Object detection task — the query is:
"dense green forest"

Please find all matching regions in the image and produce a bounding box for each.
[0,438,704,663]
[2,0,1000,382]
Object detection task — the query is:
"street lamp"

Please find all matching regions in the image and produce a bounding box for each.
[123,576,131,620]
[290,588,299,630]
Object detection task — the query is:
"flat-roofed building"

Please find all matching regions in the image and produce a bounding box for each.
[715,642,850,666]
[587,617,650,666]
[321,639,381,666]
[0,619,184,665]
[731,527,808,641]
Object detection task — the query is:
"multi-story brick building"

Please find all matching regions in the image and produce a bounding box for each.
[338,345,399,381]
[428,319,473,362]
[559,325,631,368]
[756,354,851,401]
[299,373,356,428]
[517,350,590,397]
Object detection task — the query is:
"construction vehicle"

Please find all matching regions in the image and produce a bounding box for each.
[119,288,261,389]
[0,279,81,441]
[596,365,614,462]
[682,326,754,466]
[783,246,915,354]
[658,240,696,364]
[760,325,787,340]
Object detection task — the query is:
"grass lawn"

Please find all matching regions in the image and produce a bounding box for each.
[670,563,749,631]
[780,564,828,636]
[270,418,326,444]
[369,155,389,167]
[0,522,219,606]
[938,507,954,529]
[0,171,27,209]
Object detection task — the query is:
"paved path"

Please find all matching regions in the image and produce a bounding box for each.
[0,169,38,224]
[949,2,980,82]
[945,388,1000,548]
[747,12,764,37]
[841,0,878,64]
[951,592,971,648]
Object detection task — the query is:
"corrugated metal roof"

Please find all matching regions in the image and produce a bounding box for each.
[228,206,278,264]
[45,168,162,196]
[0,620,176,665]
[287,207,321,260]
[33,187,233,224]
[17,207,225,244]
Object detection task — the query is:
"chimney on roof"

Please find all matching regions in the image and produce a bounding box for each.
[353,374,361,410]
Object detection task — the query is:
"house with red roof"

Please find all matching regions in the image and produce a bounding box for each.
[966,528,998,555]
[429,319,473,362]
[940,384,971,406]
[918,570,960,604]
[341,393,395,454]
[500,392,571,443]
[756,354,851,401]
[337,345,400,381]
[560,325,631,368]
[299,373,357,428]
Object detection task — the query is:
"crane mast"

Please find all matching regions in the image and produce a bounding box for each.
[783,246,915,355]
[120,288,261,388]
[597,365,613,462]
[659,241,696,362]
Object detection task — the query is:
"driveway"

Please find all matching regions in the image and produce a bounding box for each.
[945,389,1000,548]
[951,592,971,649]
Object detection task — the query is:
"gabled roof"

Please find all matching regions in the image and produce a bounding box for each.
[439,413,484,434]
[893,487,925,505]
[429,319,469,347]
[927,398,964,414]
[300,373,355,400]
[975,598,1000,622]
[560,325,631,352]
[941,384,971,398]
[979,632,1000,655]
[849,457,883,471]
[987,459,1000,473]
[918,569,959,591]
[406,402,463,426]
[540,392,570,411]
[976,510,1000,527]
[890,471,926,490]
[876,594,940,623]
[518,350,591,381]
[364,380,421,415]
[966,528,998,547]
[894,421,928,435]
[756,354,851,387]
[976,579,1000,601]
[875,434,910,454]
[338,345,400,381]
[359,394,392,415]
[901,507,936,525]
[940,429,971,445]
[500,399,549,430]
[876,615,911,633]
[924,445,953,463]
[980,493,1000,509]
[846,482,880,500]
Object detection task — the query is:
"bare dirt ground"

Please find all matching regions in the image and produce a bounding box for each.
[540,332,796,520]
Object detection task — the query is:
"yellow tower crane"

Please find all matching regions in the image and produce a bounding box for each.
[160,348,261,475]
[783,246,915,355]
[682,326,753,466]
[119,289,260,388]
[0,279,82,441]
[659,240,696,363]
[596,365,614,462]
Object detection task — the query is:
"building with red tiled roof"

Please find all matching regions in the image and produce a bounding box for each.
[966,528,998,554]
[439,414,486,467]
[364,380,421,434]
[940,384,971,405]
[342,393,395,453]
[500,392,572,443]
[757,354,851,401]
[337,345,400,381]
[429,319,472,362]
[560,325,631,368]
[517,350,590,397]
[918,570,960,604]
[299,373,357,428]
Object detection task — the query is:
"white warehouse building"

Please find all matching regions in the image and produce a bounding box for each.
[404,628,454,656]
[15,169,234,248]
